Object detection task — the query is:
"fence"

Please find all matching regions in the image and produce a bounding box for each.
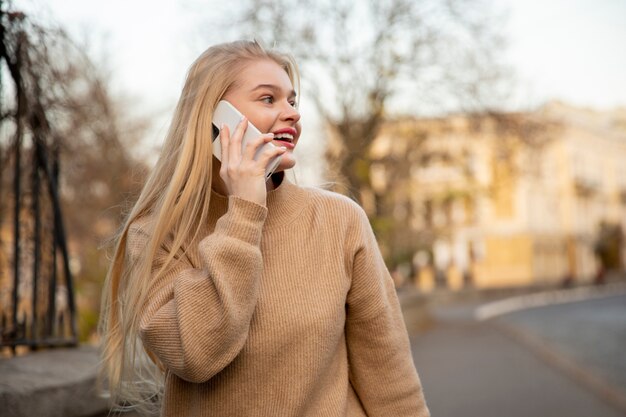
[0,133,77,352]
[1,3,77,352]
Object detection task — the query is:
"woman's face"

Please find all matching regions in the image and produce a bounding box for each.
[222,59,302,172]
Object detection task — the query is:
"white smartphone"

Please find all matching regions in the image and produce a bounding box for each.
[212,100,282,181]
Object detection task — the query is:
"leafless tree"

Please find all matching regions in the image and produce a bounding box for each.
[197,0,511,208]
[0,3,149,342]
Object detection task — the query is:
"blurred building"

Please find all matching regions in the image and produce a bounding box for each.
[370,102,626,289]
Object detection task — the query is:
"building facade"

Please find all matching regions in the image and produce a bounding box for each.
[371,102,626,289]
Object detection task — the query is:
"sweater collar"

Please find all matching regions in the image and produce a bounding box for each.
[208,172,308,230]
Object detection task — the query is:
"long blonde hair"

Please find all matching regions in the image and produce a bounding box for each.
[98,40,299,414]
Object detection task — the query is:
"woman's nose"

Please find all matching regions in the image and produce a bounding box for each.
[281,102,301,123]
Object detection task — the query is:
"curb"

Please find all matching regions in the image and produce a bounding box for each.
[474,282,626,321]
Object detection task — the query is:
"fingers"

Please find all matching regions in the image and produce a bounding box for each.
[219,116,287,182]
[218,123,230,180]
[228,117,248,167]
[256,143,287,170]
[218,123,230,162]
[243,133,274,161]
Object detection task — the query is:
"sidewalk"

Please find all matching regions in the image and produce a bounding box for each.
[410,296,626,417]
[0,346,108,417]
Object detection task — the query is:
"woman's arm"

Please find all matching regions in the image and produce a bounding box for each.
[128,197,267,383]
[345,209,430,417]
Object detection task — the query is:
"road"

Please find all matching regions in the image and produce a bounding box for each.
[410,293,626,417]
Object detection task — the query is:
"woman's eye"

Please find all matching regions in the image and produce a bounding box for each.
[261,96,274,104]
[289,101,298,108]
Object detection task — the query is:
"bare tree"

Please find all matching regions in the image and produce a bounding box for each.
[196,0,511,208]
[0,4,149,342]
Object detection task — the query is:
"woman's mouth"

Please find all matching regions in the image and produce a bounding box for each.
[272,128,298,149]
[274,132,294,144]
[274,134,295,149]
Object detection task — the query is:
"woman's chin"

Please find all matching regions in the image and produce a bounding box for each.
[276,153,296,171]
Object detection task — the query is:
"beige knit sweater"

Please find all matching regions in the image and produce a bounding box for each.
[127,177,429,417]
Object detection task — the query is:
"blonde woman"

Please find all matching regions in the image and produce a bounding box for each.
[99,40,429,417]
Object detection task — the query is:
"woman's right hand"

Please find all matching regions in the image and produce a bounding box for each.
[218,117,287,206]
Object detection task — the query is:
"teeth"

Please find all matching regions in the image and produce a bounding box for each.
[274,133,294,142]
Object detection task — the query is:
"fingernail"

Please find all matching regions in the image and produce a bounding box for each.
[268,133,275,138]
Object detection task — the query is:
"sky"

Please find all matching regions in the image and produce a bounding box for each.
[504,0,626,110]
[16,0,625,110]
[10,0,626,164]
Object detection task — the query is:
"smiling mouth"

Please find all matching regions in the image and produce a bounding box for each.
[273,133,294,144]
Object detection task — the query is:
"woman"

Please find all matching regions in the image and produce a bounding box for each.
[99,40,429,417]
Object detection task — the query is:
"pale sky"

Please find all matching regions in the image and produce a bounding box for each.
[12,0,626,159]
[505,0,626,110]
[17,0,625,110]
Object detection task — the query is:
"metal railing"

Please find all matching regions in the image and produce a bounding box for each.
[0,136,78,351]
[0,3,77,353]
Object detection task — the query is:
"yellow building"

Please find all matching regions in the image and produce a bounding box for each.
[371,102,626,289]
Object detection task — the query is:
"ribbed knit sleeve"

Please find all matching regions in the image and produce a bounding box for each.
[127,197,267,383]
[345,208,430,417]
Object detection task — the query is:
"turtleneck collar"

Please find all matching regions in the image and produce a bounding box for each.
[208,172,308,230]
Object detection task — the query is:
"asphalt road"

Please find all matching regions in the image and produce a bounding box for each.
[410,295,626,417]
[496,294,626,395]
